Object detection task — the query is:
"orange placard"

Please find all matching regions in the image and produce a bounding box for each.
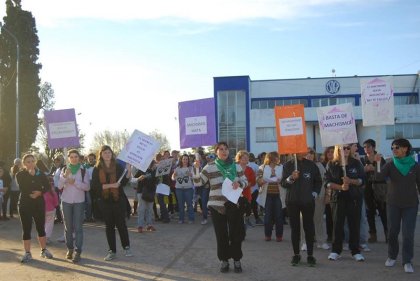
[275,104,308,154]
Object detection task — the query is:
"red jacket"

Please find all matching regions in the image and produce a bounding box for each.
[242,166,256,202]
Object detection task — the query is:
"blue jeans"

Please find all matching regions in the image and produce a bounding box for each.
[62,202,85,253]
[387,204,418,264]
[176,188,194,222]
[264,194,283,237]
[137,193,153,227]
[201,187,210,219]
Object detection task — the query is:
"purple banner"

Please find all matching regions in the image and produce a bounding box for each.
[44,108,80,149]
[178,98,216,149]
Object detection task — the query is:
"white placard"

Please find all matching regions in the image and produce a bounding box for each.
[48,121,77,139]
[117,130,160,172]
[317,103,358,147]
[221,178,242,204]
[279,117,303,136]
[185,116,207,135]
[156,183,171,195]
[361,77,395,126]
[155,158,173,177]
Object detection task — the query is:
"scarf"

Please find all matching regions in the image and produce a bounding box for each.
[68,163,81,175]
[99,162,118,201]
[215,157,237,181]
[393,155,415,176]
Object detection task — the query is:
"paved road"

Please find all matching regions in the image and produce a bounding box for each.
[0,187,419,281]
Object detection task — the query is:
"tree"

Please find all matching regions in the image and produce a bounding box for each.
[0,0,42,163]
[91,130,130,155]
[149,129,171,153]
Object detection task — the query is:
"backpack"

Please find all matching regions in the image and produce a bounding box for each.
[62,166,86,183]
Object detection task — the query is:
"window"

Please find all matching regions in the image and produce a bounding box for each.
[386,123,420,139]
[394,95,419,105]
[256,127,277,143]
[311,97,355,107]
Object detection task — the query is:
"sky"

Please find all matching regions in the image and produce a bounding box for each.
[1,0,420,152]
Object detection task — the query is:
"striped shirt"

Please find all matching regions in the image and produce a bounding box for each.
[199,162,248,214]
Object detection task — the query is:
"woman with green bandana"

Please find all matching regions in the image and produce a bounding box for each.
[200,142,248,273]
[58,149,90,263]
[375,138,420,273]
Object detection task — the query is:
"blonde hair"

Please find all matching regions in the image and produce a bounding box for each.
[235,150,249,163]
[332,145,354,163]
[264,151,280,165]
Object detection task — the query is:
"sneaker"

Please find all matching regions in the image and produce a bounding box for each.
[385,258,396,267]
[255,218,264,226]
[40,248,53,259]
[404,263,414,273]
[146,225,156,232]
[124,247,133,257]
[233,260,242,273]
[301,243,307,251]
[291,255,301,266]
[328,252,341,261]
[201,219,208,225]
[57,235,65,243]
[104,250,116,261]
[318,243,330,250]
[276,236,283,242]
[307,256,316,267]
[220,260,229,273]
[72,252,81,263]
[265,236,271,241]
[137,227,143,233]
[353,253,365,262]
[21,252,32,263]
[360,244,371,252]
[66,249,74,260]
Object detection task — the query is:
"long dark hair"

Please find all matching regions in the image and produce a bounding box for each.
[95,145,116,169]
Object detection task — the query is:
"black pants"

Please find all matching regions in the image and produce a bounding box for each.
[325,203,333,240]
[19,199,46,240]
[251,190,260,220]
[331,197,361,255]
[9,191,20,216]
[210,203,245,261]
[287,201,315,256]
[365,183,387,235]
[102,200,130,252]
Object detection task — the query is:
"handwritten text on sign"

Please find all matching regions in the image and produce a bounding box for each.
[185,116,207,135]
[49,122,77,139]
[279,117,303,136]
[321,112,353,131]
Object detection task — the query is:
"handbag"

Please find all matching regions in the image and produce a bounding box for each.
[372,182,387,202]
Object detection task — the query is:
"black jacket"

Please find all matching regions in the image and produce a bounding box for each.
[281,158,322,204]
[134,168,156,194]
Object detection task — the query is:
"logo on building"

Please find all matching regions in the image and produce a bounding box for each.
[326,80,340,95]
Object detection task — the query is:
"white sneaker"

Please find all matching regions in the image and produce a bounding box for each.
[385,258,396,267]
[124,247,133,257]
[21,252,32,263]
[40,248,53,259]
[318,243,330,250]
[104,250,116,261]
[360,244,371,252]
[404,263,414,273]
[201,219,208,225]
[328,252,341,261]
[353,253,365,262]
[301,243,307,251]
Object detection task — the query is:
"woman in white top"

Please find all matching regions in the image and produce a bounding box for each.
[172,154,194,224]
[58,149,90,263]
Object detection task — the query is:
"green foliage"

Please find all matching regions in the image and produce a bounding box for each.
[91,129,130,155]
[0,0,42,163]
[149,129,171,153]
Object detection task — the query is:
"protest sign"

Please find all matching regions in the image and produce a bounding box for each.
[275,104,307,154]
[44,108,80,149]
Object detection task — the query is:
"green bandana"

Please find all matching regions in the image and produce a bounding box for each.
[68,163,81,175]
[215,157,237,181]
[393,155,415,176]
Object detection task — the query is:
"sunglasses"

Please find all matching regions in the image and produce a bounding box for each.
[391,146,400,150]
[342,146,351,150]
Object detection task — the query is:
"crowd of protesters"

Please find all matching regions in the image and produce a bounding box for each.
[0,137,418,274]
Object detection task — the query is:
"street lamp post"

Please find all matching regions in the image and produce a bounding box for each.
[0,22,20,158]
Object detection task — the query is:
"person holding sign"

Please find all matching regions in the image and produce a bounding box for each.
[58,149,90,263]
[257,152,284,242]
[281,150,322,266]
[200,142,248,273]
[91,145,132,261]
[325,145,365,262]
[16,154,54,263]
[374,138,420,273]
[172,154,195,224]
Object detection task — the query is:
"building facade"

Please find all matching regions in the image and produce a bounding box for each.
[213,74,420,157]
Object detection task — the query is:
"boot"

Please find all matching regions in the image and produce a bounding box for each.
[368,233,377,243]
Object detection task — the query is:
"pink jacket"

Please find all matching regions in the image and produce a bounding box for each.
[44,191,59,212]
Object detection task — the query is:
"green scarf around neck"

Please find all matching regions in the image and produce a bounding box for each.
[215,157,237,181]
[393,155,415,176]
[68,163,81,175]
